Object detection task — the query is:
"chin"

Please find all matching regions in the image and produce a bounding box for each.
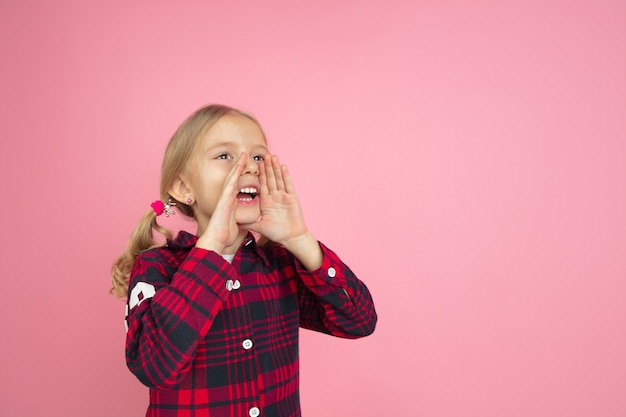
[235,207,261,225]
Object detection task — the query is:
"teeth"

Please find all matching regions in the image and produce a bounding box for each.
[239,187,258,194]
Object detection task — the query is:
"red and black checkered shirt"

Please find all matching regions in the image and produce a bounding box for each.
[125,231,377,417]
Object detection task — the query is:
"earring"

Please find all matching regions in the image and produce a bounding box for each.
[187,197,193,204]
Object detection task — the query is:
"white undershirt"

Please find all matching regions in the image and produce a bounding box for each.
[221,254,235,264]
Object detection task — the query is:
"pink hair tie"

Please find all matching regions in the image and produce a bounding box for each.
[151,200,176,217]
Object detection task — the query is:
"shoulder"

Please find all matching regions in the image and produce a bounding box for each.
[130,246,176,285]
[130,232,195,285]
[138,231,196,264]
[134,245,171,267]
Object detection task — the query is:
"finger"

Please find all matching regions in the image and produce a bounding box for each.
[281,163,296,194]
[258,155,269,195]
[213,154,247,225]
[221,153,248,199]
[271,155,285,192]
[264,153,278,192]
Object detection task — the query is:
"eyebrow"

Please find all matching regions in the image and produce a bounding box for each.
[206,141,234,150]
[205,141,268,152]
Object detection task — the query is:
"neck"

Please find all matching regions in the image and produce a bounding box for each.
[222,230,248,255]
[195,225,248,255]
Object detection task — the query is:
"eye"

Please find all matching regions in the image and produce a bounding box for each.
[216,153,232,160]
[252,155,265,162]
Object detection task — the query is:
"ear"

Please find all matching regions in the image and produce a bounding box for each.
[168,175,193,204]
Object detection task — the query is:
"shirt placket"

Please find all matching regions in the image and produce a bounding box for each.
[228,243,264,417]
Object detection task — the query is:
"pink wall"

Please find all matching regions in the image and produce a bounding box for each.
[1,1,625,416]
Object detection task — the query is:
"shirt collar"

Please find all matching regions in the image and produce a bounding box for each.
[167,231,270,266]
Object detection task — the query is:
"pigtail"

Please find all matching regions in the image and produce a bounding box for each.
[110,208,173,298]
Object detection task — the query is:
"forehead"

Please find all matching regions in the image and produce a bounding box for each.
[201,113,267,148]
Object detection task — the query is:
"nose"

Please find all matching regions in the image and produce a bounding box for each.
[243,154,259,175]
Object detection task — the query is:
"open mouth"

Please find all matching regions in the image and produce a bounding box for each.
[237,186,258,202]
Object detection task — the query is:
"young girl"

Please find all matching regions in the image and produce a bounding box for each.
[111,104,377,417]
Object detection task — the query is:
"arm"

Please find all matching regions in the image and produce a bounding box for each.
[243,154,376,336]
[127,153,255,388]
[293,243,377,338]
[125,248,236,389]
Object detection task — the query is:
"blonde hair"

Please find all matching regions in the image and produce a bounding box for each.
[110,104,264,298]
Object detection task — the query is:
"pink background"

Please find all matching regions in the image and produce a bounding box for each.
[1,1,625,416]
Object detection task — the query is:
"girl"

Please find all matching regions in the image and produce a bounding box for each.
[111,104,377,417]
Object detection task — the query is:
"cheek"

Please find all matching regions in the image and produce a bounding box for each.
[192,167,231,199]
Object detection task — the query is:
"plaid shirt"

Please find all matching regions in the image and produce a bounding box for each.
[125,231,377,417]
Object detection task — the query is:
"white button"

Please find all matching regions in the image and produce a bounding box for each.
[328,267,336,278]
[249,407,260,417]
[233,280,241,290]
[242,339,253,350]
[226,280,234,291]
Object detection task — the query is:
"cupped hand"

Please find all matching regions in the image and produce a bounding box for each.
[240,154,309,246]
[195,153,248,253]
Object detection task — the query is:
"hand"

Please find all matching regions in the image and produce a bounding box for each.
[195,153,248,253]
[241,154,308,245]
[242,154,323,270]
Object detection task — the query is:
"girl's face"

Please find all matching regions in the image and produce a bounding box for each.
[184,113,268,234]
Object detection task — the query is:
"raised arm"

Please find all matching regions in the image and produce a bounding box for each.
[243,154,377,337]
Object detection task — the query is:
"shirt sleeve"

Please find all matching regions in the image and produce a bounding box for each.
[125,247,237,390]
[294,242,377,338]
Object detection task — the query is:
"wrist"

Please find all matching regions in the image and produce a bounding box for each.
[279,230,313,250]
[195,236,226,254]
[196,242,225,254]
[281,231,323,271]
